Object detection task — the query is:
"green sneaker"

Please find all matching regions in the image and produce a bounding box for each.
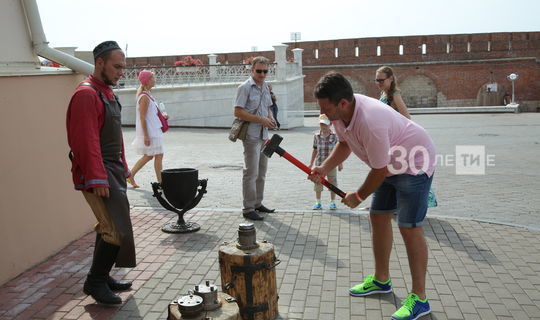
[349,275,392,296]
[391,293,431,320]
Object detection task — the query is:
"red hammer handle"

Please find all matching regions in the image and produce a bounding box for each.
[281,152,347,198]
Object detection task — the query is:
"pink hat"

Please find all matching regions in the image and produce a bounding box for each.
[138,70,153,85]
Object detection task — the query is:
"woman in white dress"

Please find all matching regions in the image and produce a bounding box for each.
[127,70,165,187]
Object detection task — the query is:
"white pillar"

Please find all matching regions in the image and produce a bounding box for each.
[273,44,288,81]
[208,54,217,65]
[208,54,217,80]
[292,48,304,76]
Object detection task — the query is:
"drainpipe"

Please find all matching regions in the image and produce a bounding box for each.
[21,0,94,75]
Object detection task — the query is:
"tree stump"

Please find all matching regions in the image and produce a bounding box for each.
[219,241,279,320]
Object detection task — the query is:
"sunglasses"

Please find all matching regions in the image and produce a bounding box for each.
[375,78,387,83]
[255,69,269,74]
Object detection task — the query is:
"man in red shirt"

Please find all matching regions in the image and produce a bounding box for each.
[66,41,135,305]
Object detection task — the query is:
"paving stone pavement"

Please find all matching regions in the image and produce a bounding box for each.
[1,113,539,320]
[1,208,539,319]
[125,113,540,231]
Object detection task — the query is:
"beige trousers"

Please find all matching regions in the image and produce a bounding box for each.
[241,136,268,213]
[314,167,338,193]
[82,191,121,246]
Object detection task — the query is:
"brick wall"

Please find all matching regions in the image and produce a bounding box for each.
[126,32,540,110]
[127,51,276,66]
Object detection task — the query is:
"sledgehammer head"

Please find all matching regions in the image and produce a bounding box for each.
[262,134,284,158]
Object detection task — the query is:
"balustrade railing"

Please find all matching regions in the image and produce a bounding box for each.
[286,62,301,77]
[117,63,301,88]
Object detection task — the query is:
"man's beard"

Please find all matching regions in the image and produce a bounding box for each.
[100,71,116,86]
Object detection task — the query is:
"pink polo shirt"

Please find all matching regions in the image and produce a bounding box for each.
[332,94,436,177]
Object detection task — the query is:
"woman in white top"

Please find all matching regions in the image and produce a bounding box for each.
[127,70,166,187]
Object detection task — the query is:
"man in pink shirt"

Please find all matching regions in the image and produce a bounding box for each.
[309,72,435,320]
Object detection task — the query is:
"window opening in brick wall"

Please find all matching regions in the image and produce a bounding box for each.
[355,46,359,57]
[421,44,426,55]
[446,43,450,53]
[334,48,339,58]
[399,44,403,55]
[487,41,491,52]
[377,45,381,56]
[467,42,471,52]
[315,49,319,59]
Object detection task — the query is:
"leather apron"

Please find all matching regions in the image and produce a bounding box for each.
[97,89,136,268]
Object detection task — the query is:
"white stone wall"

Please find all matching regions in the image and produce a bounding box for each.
[116,76,305,129]
[0,0,40,72]
[274,76,305,129]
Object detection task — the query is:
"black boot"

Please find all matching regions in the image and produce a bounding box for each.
[94,234,132,291]
[83,237,122,305]
[107,276,132,291]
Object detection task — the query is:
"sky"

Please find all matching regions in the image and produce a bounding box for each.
[37,0,540,58]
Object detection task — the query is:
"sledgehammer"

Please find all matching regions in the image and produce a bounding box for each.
[262,134,346,198]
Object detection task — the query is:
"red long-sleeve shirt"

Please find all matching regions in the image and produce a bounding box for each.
[66,75,130,190]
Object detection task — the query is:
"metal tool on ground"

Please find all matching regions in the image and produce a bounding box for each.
[175,294,204,319]
[262,134,346,198]
[167,287,239,320]
[194,280,221,311]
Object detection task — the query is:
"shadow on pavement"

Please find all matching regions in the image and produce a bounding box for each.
[425,218,500,265]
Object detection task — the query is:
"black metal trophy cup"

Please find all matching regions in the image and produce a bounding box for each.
[152,168,207,233]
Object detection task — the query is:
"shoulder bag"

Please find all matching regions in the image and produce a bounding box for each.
[140,92,169,133]
[229,91,264,142]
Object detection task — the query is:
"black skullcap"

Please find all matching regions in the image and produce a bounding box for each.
[93,41,121,59]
